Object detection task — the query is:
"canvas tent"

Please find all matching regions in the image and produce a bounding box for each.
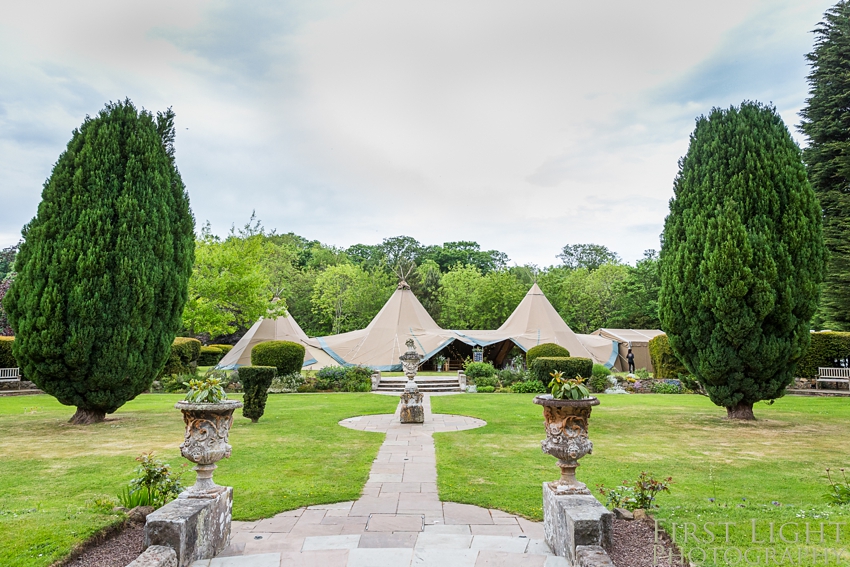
[454,284,618,368]
[316,282,458,371]
[216,313,338,371]
[591,328,664,372]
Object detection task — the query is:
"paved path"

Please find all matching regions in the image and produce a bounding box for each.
[192,395,564,567]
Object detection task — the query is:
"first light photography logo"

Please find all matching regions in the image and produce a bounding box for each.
[654,520,849,566]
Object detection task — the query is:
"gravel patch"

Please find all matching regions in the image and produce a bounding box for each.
[61,522,144,567]
[610,517,684,567]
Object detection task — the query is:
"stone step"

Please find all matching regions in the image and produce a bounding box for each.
[0,389,43,397]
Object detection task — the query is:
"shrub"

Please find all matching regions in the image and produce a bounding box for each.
[530,357,593,384]
[826,468,850,506]
[511,379,547,393]
[198,346,225,367]
[161,338,202,377]
[473,375,499,389]
[497,368,527,386]
[251,341,305,376]
[160,373,191,393]
[184,375,227,403]
[209,344,234,354]
[592,363,611,379]
[650,381,681,394]
[269,373,306,393]
[340,366,372,392]
[647,335,687,379]
[588,374,610,393]
[597,471,672,511]
[464,362,496,383]
[796,332,850,378]
[315,366,347,390]
[0,336,15,368]
[477,385,496,393]
[239,366,277,422]
[118,452,185,509]
[526,343,570,366]
[635,368,651,379]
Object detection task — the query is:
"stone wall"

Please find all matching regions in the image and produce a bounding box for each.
[542,483,614,565]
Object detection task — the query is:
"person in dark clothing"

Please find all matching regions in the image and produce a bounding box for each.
[627,348,635,373]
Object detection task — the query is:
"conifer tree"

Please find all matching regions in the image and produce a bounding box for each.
[4,100,195,424]
[800,1,850,330]
[659,102,825,420]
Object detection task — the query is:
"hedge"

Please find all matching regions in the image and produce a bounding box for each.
[314,366,371,392]
[198,346,225,367]
[0,336,15,368]
[464,362,496,382]
[160,338,201,377]
[647,334,688,379]
[251,341,305,376]
[209,344,233,355]
[239,366,276,422]
[796,332,850,378]
[530,356,593,384]
[526,343,570,366]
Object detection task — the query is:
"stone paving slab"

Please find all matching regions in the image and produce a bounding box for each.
[213,394,554,567]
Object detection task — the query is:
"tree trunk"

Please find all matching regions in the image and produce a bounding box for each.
[69,407,106,425]
[725,402,755,420]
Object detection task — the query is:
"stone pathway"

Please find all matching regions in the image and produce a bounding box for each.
[191,395,565,567]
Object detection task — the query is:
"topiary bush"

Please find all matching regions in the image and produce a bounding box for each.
[526,343,570,366]
[530,357,593,385]
[0,336,15,368]
[161,338,202,377]
[198,346,225,367]
[796,332,850,378]
[464,362,496,384]
[511,379,547,393]
[648,334,688,379]
[251,341,305,376]
[209,344,233,355]
[240,366,276,422]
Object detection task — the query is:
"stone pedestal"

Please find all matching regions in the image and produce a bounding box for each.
[144,487,233,567]
[371,371,381,391]
[543,483,612,564]
[399,389,424,423]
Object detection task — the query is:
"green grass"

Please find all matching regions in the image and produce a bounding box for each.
[431,393,850,566]
[0,393,396,567]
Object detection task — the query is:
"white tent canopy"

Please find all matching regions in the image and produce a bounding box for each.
[216,313,338,371]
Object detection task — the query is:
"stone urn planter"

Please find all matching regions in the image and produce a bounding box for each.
[175,400,243,498]
[533,394,599,495]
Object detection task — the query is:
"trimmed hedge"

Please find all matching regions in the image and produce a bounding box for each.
[240,366,277,422]
[251,341,305,376]
[198,346,225,367]
[796,332,850,378]
[526,343,570,366]
[0,336,15,368]
[647,334,688,379]
[530,357,593,385]
[160,338,201,376]
[209,344,233,354]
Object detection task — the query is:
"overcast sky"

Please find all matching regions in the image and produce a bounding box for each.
[0,0,835,265]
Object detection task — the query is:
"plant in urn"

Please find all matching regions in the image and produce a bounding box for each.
[399,338,424,423]
[175,376,243,498]
[533,370,598,495]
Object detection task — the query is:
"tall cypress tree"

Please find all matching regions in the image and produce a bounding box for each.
[659,102,825,420]
[800,1,850,331]
[4,100,195,424]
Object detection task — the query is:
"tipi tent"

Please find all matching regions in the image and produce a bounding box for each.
[455,284,618,367]
[316,282,458,370]
[216,313,338,371]
[590,328,664,372]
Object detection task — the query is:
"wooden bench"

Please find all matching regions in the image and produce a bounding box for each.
[817,367,850,390]
[0,368,20,383]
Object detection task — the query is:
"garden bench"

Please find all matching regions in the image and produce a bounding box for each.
[0,368,20,383]
[816,367,850,390]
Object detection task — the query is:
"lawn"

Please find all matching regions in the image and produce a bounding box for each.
[0,393,397,567]
[431,393,850,566]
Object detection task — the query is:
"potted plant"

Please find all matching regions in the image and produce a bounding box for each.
[533,370,599,495]
[175,376,243,498]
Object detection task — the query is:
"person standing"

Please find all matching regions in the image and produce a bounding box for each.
[627,348,635,374]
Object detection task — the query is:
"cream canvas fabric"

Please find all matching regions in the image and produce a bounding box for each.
[591,328,664,372]
[216,313,339,370]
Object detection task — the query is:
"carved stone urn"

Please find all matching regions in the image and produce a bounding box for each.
[399,338,424,423]
[175,400,243,498]
[533,394,600,495]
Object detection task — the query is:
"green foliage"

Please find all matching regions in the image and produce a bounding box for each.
[597,471,672,511]
[659,102,826,415]
[588,374,610,393]
[538,264,630,334]
[826,468,850,505]
[251,340,305,376]
[526,343,570,366]
[476,385,496,393]
[530,357,593,384]
[198,346,225,367]
[463,361,496,382]
[160,373,191,393]
[650,381,681,394]
[311,264,395,334]
[610,249,662,329]
[472,375,499,389]
[3,100,195,418]
[800,3,850,331]
[647,334,687,380]
[240,366,276,422]
[209,344,234,354]
[184,376,227,403]
[0,336,15,368]
[162,338,202,377]
[592,363,611,379]
[510,379,547,393]
[437,265,528,329]
[557,243,620,270]
[634,368,651,380]
[496,368,527,386]
[120,452,185,509]
[269,372,306,393]
[0,243,17,282]
[796,331,850,378]
[547,370,590,400]
[315,366,346,390]
[313,366,370,392]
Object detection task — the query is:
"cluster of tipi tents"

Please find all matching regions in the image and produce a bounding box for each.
[217,281,658,372]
